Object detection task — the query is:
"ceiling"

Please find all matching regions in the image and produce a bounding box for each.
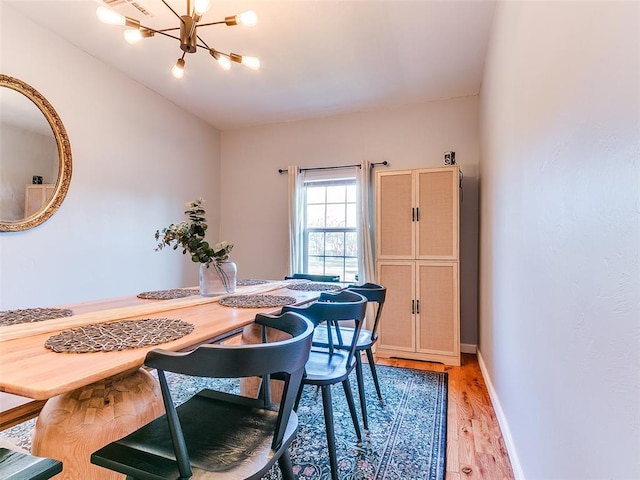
[5,0,497,131]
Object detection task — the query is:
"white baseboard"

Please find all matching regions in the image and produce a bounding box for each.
[460,343,477,354]
[476,349,526,480]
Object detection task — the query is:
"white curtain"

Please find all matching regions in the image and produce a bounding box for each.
[356,161,376,285]
[287,165,305,275]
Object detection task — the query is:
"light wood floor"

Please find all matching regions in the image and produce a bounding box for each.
[375,353,515,480]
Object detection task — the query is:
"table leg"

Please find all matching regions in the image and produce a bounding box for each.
[31,368,164,480]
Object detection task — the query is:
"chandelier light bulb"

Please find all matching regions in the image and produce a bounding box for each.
[193,0,211,16]
[217,55,232,70]
[123,29,142,44]
[241,56,261,70]
[96,6,126,25]
[172,59,185,79]
[211,50,232,71]
[236,10,258,26]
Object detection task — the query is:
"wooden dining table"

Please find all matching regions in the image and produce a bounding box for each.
[0,281,320,480]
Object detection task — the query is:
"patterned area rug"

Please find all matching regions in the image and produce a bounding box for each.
[3,366,447,480]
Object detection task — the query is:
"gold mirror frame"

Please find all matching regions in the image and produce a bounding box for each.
[0,74,72,232]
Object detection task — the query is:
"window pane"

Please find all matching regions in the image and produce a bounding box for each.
[324,258,344,279]
[308,256,324,274]
[344,257,358,283]
[346,185,356,202]
[326,185,345,203]
[306,186,325,204]
[326,204,346,227]
[345,231,357,256]
[325,232,344,256]
[308,232,325,255]
[346,203,356,228]
[306,204,325,227]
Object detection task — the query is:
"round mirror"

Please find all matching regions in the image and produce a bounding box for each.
[0,75,72,231]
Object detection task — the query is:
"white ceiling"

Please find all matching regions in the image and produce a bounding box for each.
[6,0,497,131]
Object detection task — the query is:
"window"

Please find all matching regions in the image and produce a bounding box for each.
[303,178,358,282]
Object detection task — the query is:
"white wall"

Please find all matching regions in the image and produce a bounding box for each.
[479,2,640,479]
[0,4,221,309]
[220,96,480,345]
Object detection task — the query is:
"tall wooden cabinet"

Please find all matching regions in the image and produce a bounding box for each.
[375,167,460,366]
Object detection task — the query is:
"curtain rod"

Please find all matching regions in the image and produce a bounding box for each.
[278,161,388,175]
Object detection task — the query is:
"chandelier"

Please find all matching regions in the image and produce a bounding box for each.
[96,0,259,78]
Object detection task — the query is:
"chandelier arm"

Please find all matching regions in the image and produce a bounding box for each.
[196,35,211,50]
[194,21,227,28]
[155,31,183,42]
[133,23,180,42]
[161,0,185,24]
[195,43,235,59]
[137,25,182,43]
[153,27,182,33]
[137,22,181,35]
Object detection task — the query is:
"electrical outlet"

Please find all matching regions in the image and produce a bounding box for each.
[444,151,456,165]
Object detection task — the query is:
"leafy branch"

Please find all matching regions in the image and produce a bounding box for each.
[154,198,233,266]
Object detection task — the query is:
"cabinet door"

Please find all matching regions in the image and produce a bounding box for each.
[375,170,414,259]
[416,167,459,260]
[416,261,459,356]
[24,185,55,217]
[377,261,415,352]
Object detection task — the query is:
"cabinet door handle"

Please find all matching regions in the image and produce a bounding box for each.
[411,299,415,314]
[411,207,415,222]
[415,207,419,222]
[416,299,420,314]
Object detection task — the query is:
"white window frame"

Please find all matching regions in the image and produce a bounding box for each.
[302,176,358,282]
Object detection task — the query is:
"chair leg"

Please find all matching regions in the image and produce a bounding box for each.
[365,347,383,402]
[278,448,296,480]
[341,377,362,441]
[293,383,304,411]
[320,385,339,480]
[354,353,369,430]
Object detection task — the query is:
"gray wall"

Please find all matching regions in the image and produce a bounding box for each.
[479,2,639,478]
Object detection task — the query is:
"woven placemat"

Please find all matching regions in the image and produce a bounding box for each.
[286,282,342,291]
[0,308,74,327]
[137,289,199,300]
[219,295,297,308]
[236,279,270,286]
[44,318,195,353]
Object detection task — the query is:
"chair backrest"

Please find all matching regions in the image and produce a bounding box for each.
[347,283,387,338]
[143,312,314,479]
[284,273,341,282]
[281,290,367,367]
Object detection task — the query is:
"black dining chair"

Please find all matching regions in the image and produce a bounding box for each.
[284,273,341,282]
[0,448,62,480]
[313,283,387,430]
[281,290,367,480]
[91,311,314,480]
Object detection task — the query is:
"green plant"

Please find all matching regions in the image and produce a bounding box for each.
[155,198,233,266]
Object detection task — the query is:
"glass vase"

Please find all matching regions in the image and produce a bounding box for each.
[199,261,237,296]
